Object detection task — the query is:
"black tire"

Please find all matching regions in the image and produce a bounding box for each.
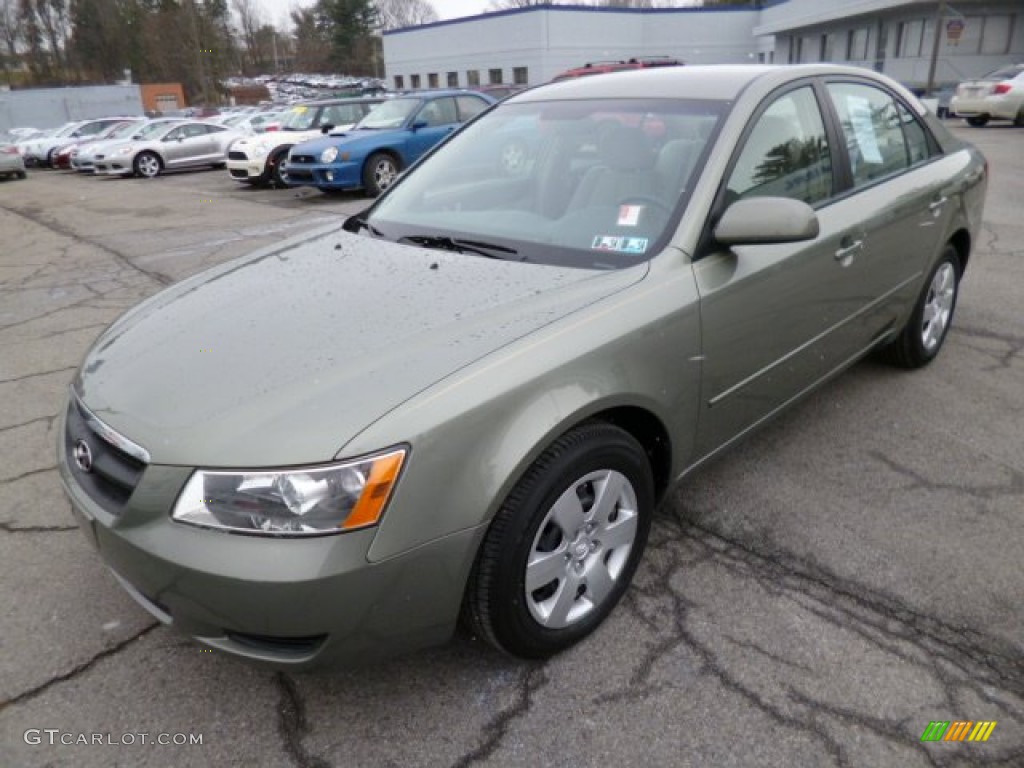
[16,170,27,180]
[463,422,654,658]
[270,149,291,188]
[133,151,162,179]
[46,147,59,168]
[965,115,989,127]
[880,245,961,368]
[362,152,400,197]
[1014,108,1024,128]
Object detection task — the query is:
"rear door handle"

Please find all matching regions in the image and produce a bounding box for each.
[929,196,948,213]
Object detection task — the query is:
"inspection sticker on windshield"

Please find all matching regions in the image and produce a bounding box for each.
[592,236,648,254]
[618,205,643,227]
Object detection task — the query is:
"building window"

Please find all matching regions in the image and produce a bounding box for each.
[411,74,421,89]
[488,68,503,85]
[447,71,458,87]
[847,28,870,60]
[467,69,480,86]
[823,32,843,61]
[513,67,528,85]
[897,19,925,58]
[980,15,1014,55]
[394,75,404,90]
[428,73,438,88]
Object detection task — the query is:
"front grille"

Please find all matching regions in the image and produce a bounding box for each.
[230,169,249,179]
[65,397,147,513]
[228,150,247,161]
[289,154,316,164]
[287,170,314,182]
[94,154,105,160]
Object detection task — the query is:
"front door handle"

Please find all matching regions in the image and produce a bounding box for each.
[929,196,948,213]
[834,239,863,265]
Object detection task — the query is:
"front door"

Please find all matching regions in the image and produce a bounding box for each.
[693,84,865,458]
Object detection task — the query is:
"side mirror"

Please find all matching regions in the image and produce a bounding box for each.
[321,124,334,134]
[714,197,819,246]
[411,120,428,131]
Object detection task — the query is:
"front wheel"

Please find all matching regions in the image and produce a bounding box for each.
[463,422,654,658]
[270,149,291,188]
[965,115,990,127]
[133,151,162,178]
[362,152,400,197]
[879,245,961,368]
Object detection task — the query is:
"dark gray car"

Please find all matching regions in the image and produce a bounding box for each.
[59,65,987,667]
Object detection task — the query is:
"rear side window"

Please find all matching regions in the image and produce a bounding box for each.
[726,86,833,206]
[827,83,912,187]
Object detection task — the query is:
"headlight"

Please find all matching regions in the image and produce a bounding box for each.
[115,145,135,155]
[249,142,272,158]
[171,448,406,536]
[320,146,339,163]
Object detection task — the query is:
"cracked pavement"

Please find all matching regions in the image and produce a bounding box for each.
[1,125,1022,767]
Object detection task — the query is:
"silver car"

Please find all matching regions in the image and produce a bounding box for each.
[93,120,242,178]
[0,143,27,179]
[60,65,986,667]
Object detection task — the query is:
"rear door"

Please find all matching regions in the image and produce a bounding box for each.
[822,80,955,344]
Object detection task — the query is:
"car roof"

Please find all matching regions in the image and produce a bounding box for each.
[517,64,903,103]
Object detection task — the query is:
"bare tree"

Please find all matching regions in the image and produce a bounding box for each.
[375,0,438,30]
[0,0,20,84]
[232,0,262,74]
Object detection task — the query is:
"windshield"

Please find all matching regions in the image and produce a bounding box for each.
[108,121,141,139]
[356,98,418,129]
[366,98,725,269]
[281,106,318,131]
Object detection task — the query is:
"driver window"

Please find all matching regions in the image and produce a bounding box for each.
[165,127,184,140]
[726,86,833,206]
[418,97,457,127]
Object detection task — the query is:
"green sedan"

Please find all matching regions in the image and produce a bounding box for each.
[58,65,987,666]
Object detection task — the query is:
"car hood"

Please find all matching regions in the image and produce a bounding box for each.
[76,226,645,467]
[292,129,387,154]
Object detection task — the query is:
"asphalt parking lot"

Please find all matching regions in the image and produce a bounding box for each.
[1,122,1022,768]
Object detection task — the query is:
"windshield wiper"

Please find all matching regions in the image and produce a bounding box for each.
[400,235,519,260]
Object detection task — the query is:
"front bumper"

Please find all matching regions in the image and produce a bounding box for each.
[226,152,269,181]
[56,404,483,667]
[93,158,134,176]
[282,159,360,189]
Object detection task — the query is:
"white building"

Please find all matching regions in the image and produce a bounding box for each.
[382,1,1023,91]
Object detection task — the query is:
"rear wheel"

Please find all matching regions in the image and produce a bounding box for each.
[965,115,989,127]
[880,245,961,368]
[362,152,400,197]
[1015,107,1024,127]
[463,422,654,658]
[133,151,162,178]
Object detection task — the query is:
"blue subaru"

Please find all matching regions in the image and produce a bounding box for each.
[284,90,496,196]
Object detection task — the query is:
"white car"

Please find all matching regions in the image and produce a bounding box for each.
[950,63,1024,126]
[226,97,383,187]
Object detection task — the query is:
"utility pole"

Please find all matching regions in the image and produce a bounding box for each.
[925,0,946,97]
